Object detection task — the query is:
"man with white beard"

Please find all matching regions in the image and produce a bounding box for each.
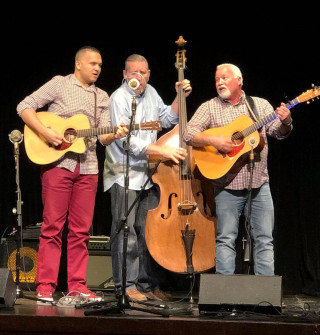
[183,63,292,276]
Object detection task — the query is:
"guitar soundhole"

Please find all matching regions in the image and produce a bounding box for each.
[227,132,245,158]
[232,132,244,145]
[64,128,78,143]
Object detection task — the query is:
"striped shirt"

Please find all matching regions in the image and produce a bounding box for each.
[183,93,291,190]
[17,74,111,174]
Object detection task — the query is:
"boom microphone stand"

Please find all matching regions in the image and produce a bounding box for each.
[84,95,168,317]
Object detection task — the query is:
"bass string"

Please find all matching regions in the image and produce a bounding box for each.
[177,69,194,227]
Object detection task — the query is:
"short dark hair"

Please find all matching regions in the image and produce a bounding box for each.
[75,46,101,61]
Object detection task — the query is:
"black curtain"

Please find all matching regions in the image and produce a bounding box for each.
[1,28,320,296]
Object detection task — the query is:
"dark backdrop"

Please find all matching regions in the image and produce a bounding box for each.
[1,12,320,296]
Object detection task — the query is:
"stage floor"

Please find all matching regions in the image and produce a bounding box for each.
[1,290,320,335]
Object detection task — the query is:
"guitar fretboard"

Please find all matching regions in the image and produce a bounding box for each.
[76,124,144,138]
[232,98,297,140]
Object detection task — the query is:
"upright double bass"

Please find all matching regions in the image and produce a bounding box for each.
[145,36,216,274]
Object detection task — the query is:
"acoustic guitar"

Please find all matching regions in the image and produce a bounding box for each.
[24,112,162,165]
[192,86,320,180]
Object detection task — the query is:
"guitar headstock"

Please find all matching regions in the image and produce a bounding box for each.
[140,121,162,131]
[298,85,320,103]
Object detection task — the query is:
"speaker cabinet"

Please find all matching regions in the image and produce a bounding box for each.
[0,234,113,292]
[0,239,38,290]
[0,268,16,308]
[198,274,282,315]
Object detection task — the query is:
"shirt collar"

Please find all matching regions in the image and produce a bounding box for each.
[218,90,246,105]
[71,74,96,92]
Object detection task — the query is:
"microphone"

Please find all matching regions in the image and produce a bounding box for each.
[9,129,23,144]
[248,136,256,171]
[9,130,23,156]
[128,78,140,90]
[248,136,257,147]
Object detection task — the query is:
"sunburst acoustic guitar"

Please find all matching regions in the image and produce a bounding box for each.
[24,112,162,165]
[192,86,320,181]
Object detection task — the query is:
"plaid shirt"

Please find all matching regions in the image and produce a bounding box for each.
[183,93,291,190]
[17,74,111,174]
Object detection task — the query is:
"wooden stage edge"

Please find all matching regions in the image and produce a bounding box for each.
[1,292,320,335]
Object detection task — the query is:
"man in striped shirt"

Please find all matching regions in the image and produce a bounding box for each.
[17,46,127,302]
[183,63,292,276]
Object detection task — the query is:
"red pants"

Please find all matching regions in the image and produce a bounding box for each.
[36,164,98,293]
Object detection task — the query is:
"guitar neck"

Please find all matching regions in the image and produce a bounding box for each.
[77,124,142,138]
[238,98,297,139]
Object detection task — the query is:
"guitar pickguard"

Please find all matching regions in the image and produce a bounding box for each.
[227,142,245,157]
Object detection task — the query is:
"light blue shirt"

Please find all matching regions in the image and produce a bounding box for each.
[103,82,178,191]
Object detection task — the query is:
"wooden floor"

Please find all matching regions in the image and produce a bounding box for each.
[1,289,320,335]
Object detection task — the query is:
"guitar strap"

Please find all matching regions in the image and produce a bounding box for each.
[245,95,260,123]
[93,91,97,128]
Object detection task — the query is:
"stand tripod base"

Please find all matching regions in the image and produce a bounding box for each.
[82,294,170,317]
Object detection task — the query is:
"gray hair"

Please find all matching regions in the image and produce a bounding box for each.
[217,63,243,86]
[125,54,149,70]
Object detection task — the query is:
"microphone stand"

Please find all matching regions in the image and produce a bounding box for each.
[11,136,24,300]
[83,96,168,317]
[8,132,52,304]
[243,140,255,274]
[117,95,136,308]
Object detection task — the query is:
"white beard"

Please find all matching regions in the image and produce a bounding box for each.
[218,87,231,99]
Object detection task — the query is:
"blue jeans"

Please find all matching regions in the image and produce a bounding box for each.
[109,184,162,292]
[214,183,275,275]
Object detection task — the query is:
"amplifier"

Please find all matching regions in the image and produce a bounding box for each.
[86,236,113,290]
[22,224,41,240]
[88,235,110,254]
